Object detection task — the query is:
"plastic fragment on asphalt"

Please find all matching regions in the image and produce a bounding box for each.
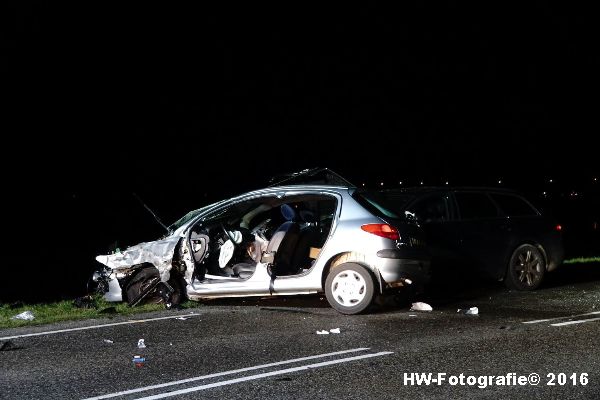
[457,307,479,315]
[410,302,433,312]
[103,339,114,344]
[137,339,146,348]
[329,328,341,334]
[132,355,146,367]
[316,330,330,335]
[11,311,35,321]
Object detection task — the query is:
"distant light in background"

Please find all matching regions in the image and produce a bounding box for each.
[498,179,502,184]
[420,181,424,185]
[362,183,365,187]
[399,181,403,185]
[549,179,553,183]
[445,181,449,185]
[380,182,384,186]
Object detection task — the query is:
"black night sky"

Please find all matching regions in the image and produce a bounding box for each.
[2,3,598,301]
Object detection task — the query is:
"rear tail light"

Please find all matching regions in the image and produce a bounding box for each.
[555,224,562,231]
[361,223,400,240]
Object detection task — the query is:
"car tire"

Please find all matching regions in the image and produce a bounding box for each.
[325,263,375,314]
[504,244,546,291]
[125,266,161,306]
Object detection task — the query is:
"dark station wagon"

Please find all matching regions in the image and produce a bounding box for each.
[379,187,564,290]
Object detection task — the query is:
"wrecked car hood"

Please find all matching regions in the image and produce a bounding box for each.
[95,236,181,279]
[95,201,225,275]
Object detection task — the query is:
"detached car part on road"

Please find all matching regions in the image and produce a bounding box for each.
[93,184,430,314]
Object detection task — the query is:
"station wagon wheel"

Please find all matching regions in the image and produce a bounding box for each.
[504,244,546,291]
[325,263,375,314]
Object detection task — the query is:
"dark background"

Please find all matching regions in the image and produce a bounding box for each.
[1,3,598,302]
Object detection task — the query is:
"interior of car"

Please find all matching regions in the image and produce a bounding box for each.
[187,195,337,282]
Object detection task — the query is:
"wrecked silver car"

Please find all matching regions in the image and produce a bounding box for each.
[93,184,430,314]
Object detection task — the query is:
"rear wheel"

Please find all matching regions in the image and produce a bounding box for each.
[325,263,375,314]
[504,244,546,290]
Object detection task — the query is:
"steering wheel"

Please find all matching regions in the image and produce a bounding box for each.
[220,223,237,246]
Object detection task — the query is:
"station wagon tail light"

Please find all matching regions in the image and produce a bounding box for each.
[361,223,400,240]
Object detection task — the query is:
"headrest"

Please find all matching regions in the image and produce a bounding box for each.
[280,204,296,221]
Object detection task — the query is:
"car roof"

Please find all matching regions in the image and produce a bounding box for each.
[247,184,352,195]
[267,167,356,187]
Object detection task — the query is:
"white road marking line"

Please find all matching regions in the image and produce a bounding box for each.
[82,348,370,400]
[134,351,394,400]
[0,314,199,341]
[522,311,600,324]
[551,317,600,327]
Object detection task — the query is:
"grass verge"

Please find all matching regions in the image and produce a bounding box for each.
[0,296,200,330]
[564,257,600,264]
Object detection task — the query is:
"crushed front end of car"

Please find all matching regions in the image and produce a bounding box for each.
[92,236,182,307]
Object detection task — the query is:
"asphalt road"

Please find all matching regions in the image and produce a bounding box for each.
[1,263,599,400]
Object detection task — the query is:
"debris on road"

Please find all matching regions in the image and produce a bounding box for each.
[409,314,417,317]
[457,307,479,315]
[176,316,191,320]
[410,302,433,312]
[103,339,114,344]
[132,355,146,367]
[11,311,35,321]
[317,328,341,334]
[137,339,146,348]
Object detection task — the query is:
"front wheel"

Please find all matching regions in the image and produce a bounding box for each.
[504,244,546,290]
[325,263,375,314]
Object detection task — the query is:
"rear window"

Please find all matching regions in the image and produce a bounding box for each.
[352,191,400,219]
[455,192,499,220]
[490,193,539,217]
[379,191,415,210]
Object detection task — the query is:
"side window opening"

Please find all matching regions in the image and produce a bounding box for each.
[455,192,499,220]
[490,193,539,217]
[407,194,449,223]
[187,195,337,281]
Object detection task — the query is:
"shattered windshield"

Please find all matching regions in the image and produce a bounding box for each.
[168,207,208,233]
